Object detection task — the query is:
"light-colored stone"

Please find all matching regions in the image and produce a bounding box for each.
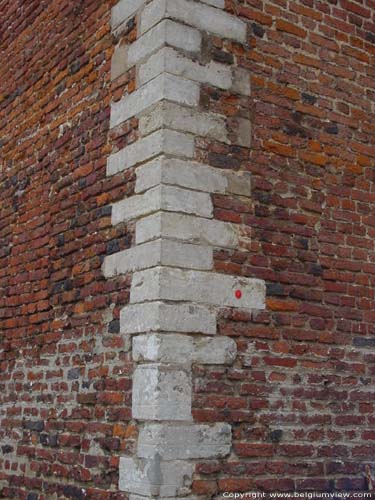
[140,0,247,43]
[112,185,213,225]
[200,0,225,7]
[103,239,213,277]
[224,171,252,197]
[132,364,192,420]
[107,130,194,176]
[110,74,200,128]
[236,117,252,148]
[111,43,129,81]
[133,334,193,365]
[138,101,228,142]
[193,336,237,364]
[131,267,266,310]
[127,19,201,69]
[232,67,251,96]
[119,456,193,496]
[111,0,145,30]
[120,301,217,335]
[138,423,231,459]
[138,46,232,89]
[133,334,237,365]
[135,212,238,248]
[135,156,228,194]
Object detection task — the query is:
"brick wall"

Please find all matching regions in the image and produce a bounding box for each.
[0,1,135,498]
[1,0,375,499]
[193,0,375,495]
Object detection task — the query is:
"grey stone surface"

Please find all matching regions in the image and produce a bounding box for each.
[133,334,237,365]
[132,365,192,420]
[110,74,200,128]
[111,43,129,80]
[236,117,252,148]
[111,0,145,30]
[138,46,232,89]
[119,456,193,496]
[111,185,213,225]
[133,334,194,365]
[120,302,217,335]
[138,423,231,459]
[131,267,266,310]
[107,129,194,175]
[135,157,228,194]
[135,212,239,248]
[128,19,201,69]
[138,101,228,143]
[103,239,213,277]
[140,0,247,42]
[232,67,251,96]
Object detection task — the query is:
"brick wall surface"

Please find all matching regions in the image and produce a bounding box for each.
[1,0,375,499]
[0,1,135,498]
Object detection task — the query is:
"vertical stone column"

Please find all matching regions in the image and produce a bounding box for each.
[105,1,266,498]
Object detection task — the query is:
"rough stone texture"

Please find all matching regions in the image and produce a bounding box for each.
[140,0,247,42]
[120,302,217,335]
[107,129,195,175]
[127,19,202,69]
[111,0,145,30]
[132,365,192,421]
[103,239,213,277]
[119,457,193,497]
[110,74,200,128]
[112,185,213,225]
[133,334,237,365]
[137,423,232,459]
[138,101,229,143]
[138,47,232,89]
[135,157,229,194]
[135,212,239,248]
[130,267,266,310]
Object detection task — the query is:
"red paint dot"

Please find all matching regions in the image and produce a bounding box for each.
[235,290,242,299]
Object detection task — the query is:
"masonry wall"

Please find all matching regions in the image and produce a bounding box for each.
[1,0,375,499]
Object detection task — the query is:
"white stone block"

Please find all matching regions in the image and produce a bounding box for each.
[138,101,228,143]
[111,43,129,81]
[120,301,217,335]
[132,364,192,420]
[133,334,194,364]
[135,212,238,248]
[119,456,193,497]
[135,156,228,194]
[232,68,251,96]
[193,336,237,364]
[200,0,225,7]
[138,46,232,89]
[133,334,237,365]
[131,267,266,310]
[140,0,247,43]
[138,423,231,459]
[111,185,213,225]
[111,0,145,30]
[107,130,194,176]
[236,117,252,148]
[224,171,252,197]
[127,19,201,69]
[110,74,199,128]
[103,239,213,277]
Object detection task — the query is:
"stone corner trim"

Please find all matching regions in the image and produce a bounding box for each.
[105,0,265,497]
